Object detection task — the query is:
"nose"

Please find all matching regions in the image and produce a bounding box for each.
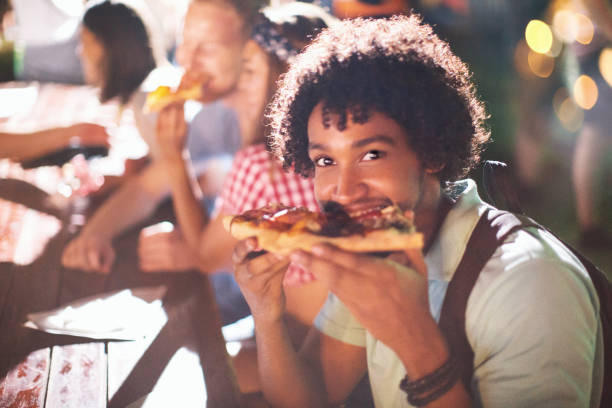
[331,167,367,204]
[176,44,196,72]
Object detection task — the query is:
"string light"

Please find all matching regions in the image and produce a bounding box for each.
[599,48,612,88]
[573,74,598,109]
[525,20,553,54]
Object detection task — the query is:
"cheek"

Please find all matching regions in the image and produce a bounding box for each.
[82,54,103,85]
[175,45,189,67]
[313,170,334,201]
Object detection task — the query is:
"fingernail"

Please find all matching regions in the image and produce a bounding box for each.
[290,251,307,264]
[311,245,325,256]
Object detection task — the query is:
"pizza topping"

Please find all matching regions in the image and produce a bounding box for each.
[230,202,416,237]
[143,83,202,113]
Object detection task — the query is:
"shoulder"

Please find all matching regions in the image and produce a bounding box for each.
[464,228,602,406]
[474,227,595,300]
[468,226,599,326]
[229,145,270,175]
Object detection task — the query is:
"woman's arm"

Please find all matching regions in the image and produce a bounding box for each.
[1,123,109,161]
[62,160,171,273]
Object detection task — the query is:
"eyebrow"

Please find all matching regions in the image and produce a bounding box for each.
[309,135,398,150]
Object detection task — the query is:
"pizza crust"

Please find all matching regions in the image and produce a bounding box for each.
[223,215,424,255]
[143,84,202,113]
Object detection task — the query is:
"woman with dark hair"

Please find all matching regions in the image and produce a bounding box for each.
[0,1,162,167]
[61,0,247,275]
[81,1,157,105]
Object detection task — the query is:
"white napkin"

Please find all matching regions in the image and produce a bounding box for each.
[24,286,168,340]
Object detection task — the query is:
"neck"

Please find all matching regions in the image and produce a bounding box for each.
[414,178,452,253]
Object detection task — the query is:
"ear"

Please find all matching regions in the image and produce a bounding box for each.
[241,39,261,63]
[425,163,445,174]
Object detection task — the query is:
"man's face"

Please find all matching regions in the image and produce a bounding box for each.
[79,27,106,87]
[176,2,246,102]
[307,103,426,216]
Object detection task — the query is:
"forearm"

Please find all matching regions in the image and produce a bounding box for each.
[1,128,72,161]
[195,216,237,273]
[81,164,170,240]
[395,316,472,408]
[255,319,328,408]
[163,153,208,253]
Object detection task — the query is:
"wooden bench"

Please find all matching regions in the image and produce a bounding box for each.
[0,82,257,407]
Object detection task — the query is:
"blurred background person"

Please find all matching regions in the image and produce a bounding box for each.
[143,0,336,328]
[1,123,109,161]
[60,0,244,275]
[142,0,336,394]
[0,0,165,167]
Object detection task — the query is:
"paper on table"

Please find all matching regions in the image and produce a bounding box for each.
[24,286,168,340]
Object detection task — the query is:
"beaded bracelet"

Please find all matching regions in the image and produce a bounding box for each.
[399,355,459,406]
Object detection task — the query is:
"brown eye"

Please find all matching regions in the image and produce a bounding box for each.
[362,150,385,161]
[314,156,334,167]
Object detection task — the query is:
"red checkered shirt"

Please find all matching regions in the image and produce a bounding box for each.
[215,144,318,285]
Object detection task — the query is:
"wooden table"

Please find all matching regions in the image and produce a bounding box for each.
[0,82,245,407]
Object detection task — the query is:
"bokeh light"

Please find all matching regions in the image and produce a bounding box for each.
[552,9,577,43]
[525,20,553,54]
[574,13,594,45]
[553,87,570,117]
[546,34,563,58]
[552,9,594,45]
[557,97,584,132]
[573,75,598,109]
[599,48,612,88]
[528,50,555,78]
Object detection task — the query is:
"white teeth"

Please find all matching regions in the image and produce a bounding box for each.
[348,205,387,218]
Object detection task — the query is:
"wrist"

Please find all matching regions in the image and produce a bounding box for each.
[161,149,188,166]
[253,313,285,334]
[394,314,450,379]
[79,223,114,242]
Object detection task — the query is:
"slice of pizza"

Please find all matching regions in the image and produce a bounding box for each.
[223,202,423,256]
[143,83,202,113]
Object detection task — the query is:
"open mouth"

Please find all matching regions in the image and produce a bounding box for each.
[347,205,389,220]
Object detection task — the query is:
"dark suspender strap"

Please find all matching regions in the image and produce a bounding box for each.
[438,209,539,391]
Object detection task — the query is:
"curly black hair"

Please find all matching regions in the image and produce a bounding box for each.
[267,14,490,183]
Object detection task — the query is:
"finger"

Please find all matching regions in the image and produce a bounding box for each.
[290,249,348,291]
[138,237,165,254]
[61,244,74,267]
[232,237,259,265]
[235,255,288,288]
[310,243,366,272]
[63,241,85,270]
[247,251,288,275]
[387,251,411,265]
[100,246,115,275]
[403,248,427,279]
[86,244,102,272]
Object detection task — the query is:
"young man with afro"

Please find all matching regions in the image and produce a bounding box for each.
[231,15,603,408]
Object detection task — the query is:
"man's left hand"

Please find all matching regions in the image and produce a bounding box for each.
[290,244,430,350]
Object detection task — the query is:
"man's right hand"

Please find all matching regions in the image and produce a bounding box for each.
[232,237,290,323]
[156,103,188,162]
[61,233,116,274]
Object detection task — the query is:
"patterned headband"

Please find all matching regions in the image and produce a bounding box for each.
[251,14,299,64]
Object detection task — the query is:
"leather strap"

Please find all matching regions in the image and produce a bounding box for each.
[437,209,538,390]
